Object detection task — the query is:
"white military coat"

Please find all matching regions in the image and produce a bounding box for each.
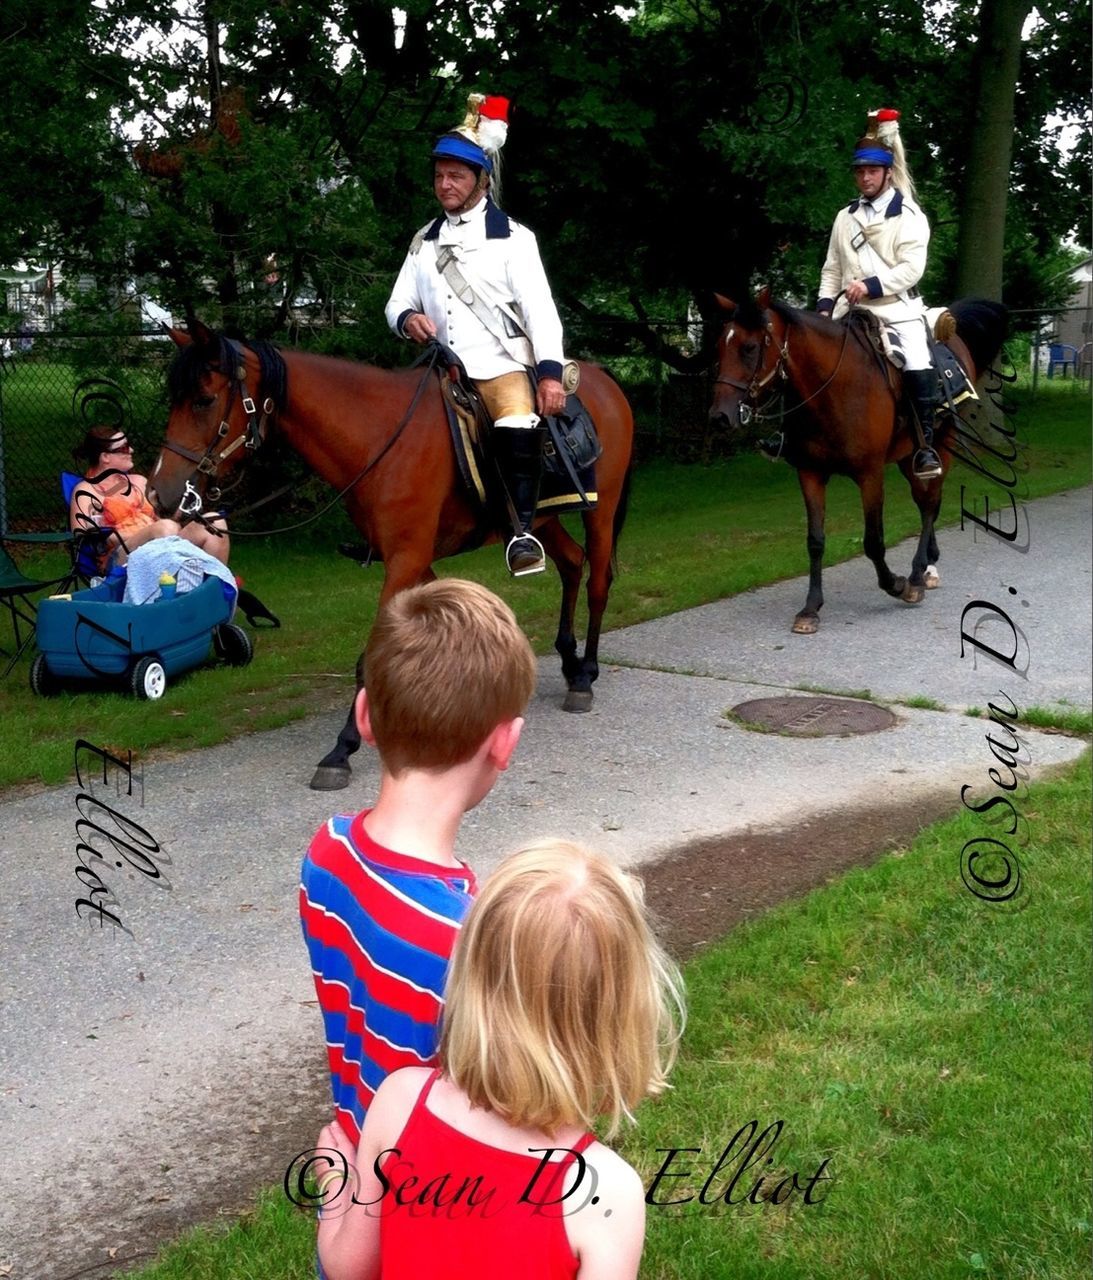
[818,186,932,369]
[385,196,565,383]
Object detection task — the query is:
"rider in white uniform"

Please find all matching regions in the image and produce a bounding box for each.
[816,108,942,480]
[386,94,569,576]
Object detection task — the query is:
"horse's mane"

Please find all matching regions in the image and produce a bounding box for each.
[765,296,876,351]
[167,331,288,412]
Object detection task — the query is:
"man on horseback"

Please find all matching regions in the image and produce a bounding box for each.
[816,108,943,481]
[386,93,569,577]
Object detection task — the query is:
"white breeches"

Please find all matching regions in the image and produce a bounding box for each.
[887,316,932,371]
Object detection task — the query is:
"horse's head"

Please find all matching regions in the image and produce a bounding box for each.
[149,321,285,518]
[708,285,784,431]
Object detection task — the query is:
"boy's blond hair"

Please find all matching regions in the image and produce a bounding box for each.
[363,579,536,776]
[439,840,684,1139]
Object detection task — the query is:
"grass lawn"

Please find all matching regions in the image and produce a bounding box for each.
[2,378,1088,791]
[123,751,1091,1279]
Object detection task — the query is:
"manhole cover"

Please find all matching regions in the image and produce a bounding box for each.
[729,696,896,737]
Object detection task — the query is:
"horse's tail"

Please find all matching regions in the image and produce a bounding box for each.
[610,461,634,577]
[949,298,1009,374]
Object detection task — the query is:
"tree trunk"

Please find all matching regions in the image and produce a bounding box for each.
[954,0,1031,300]
[200,2,241,330]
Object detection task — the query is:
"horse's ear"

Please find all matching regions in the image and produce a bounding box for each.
[756,284,772,310]
[712,292,736,314]
[167,327,192,348]
[186,318,215,349]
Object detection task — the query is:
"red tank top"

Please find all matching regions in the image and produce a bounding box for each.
[377,1070,597,1279]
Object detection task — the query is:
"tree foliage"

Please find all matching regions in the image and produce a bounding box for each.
[0,0,1087,348]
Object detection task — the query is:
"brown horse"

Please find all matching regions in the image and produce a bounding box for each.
[708,288,1006,633]
[150,323,634,788]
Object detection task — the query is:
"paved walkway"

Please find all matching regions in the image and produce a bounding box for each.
[1,487,1088,1278]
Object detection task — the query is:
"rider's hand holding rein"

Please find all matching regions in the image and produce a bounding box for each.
[403,312,438,344]
[536,377,566,417]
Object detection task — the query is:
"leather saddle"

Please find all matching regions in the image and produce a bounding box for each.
[430,342,602,517]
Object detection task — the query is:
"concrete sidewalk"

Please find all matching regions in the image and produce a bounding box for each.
[0,487,1088,1278]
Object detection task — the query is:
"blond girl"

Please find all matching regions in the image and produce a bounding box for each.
[315,839,684,1279]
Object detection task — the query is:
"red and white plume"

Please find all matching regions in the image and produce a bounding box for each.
[867,107,917,202]
[457,92,510,202]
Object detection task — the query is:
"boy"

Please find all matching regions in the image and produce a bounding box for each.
[299,578,537,1144]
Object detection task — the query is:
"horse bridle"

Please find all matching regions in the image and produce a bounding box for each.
[714,322,789,425]
[162,338,275,516]
[716,309,865,426]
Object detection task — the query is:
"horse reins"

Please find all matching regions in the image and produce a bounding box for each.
[166,340,445,540]
[716,295,862,426]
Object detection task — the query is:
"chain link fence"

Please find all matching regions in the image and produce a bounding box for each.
[0,331,174,534]
[0,322,721,536]
[2,306,1086,536]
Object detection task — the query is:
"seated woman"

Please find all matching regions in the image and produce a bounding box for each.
[69,425,229,574]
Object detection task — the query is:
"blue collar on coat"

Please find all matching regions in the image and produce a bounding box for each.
[422,197,512,241]
[847,189,904,217]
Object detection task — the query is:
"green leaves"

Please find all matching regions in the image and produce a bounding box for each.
[2,0,1087,339]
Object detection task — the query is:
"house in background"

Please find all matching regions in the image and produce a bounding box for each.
[0,265,60,337]
[1,262,172,347]
[1034,256,1093,378]
[1054,257,1093,350]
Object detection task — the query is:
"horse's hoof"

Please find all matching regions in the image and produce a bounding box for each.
[563,690,594,713]
[901,582,925,605]
[886,576,907,599]
[924,565,940,589]
[310,765,352,791]
[792,614,819,635]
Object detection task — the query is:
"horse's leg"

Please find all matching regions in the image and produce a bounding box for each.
[925,526,941,588]
[311,701,366,790]
[564,504,617,710]
[539,519,587,703]
[792,469,828,634]
[859,467,906,600]
[309,549,438,790]
[898,458,944,601]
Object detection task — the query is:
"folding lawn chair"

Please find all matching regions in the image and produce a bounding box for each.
[0,545,72,677]
[61,470,118,584]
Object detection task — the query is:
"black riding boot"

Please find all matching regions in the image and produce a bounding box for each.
[492,420,548,576]
[904,369,944,480]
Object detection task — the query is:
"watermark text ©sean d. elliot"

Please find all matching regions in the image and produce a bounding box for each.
[284,1119,833,1219]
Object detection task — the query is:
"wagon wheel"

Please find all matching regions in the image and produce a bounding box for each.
[213,622,254,667]
[130,656,167,700]
[29,653,59,696]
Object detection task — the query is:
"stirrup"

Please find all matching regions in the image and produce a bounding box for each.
[758,433,785,461]
[505,533,546,577]
[912,448,943,480]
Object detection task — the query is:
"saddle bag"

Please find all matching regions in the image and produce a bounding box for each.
[543,395,602,477]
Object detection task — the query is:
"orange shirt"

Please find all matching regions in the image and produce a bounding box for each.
[80,473,156,569]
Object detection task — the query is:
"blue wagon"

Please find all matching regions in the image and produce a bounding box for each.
[30,574,252,698]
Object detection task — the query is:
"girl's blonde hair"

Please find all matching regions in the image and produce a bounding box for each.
[439,840,684,1139]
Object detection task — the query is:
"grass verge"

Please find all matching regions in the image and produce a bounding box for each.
[2,380,1088,790]
[120,753,1091,1280]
